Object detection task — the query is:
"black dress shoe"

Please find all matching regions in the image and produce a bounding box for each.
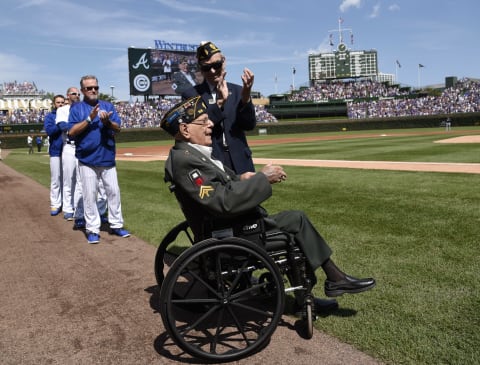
[293,297,338,316]
[324,275,376,297]
[313,297,339,312]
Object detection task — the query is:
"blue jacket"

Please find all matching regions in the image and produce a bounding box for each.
[43,110,64,157]
[68,100,120,167]
[182,80,257,174]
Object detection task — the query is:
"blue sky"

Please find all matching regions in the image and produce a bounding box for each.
[1,0,478,101]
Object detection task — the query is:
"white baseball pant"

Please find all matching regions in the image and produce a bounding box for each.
[49,156,62,209]
[62,142,79,215]
[78,163,124,234]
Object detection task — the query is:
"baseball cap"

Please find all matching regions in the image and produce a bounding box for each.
[161,96,208,136]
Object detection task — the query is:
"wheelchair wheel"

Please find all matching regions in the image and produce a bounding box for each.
[304,296,314,339]
[154,221,193,287]
[160,237,285,362]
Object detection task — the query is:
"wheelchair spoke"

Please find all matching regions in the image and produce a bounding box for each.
[229,282,272,300]
[229,300,276,319]
[225,305,255,347]
[222,259,250,297]
[171,297,218,305]
[211,306,227,353]
[186,267,222,299]
[179,304,222,334]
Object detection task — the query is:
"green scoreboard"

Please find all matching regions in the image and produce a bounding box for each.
[308,43,378,81]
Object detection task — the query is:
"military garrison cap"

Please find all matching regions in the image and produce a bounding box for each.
[161,96,208,136]
[196,41,221,63]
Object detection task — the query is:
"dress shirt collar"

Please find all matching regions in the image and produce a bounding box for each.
[188,143,225,171]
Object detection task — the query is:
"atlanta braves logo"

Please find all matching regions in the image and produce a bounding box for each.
[132,53,150,70]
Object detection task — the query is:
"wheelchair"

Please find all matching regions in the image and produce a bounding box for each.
[154,218,318,362]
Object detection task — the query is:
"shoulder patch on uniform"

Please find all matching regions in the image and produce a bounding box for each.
[188,169,214,198]
[188,169,204,187]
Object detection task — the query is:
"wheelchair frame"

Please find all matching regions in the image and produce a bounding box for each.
[154,220,316,362]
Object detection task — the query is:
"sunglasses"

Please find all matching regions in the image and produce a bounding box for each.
[199,60,224,72]
[68,92,80,96]
[83,86,99,91]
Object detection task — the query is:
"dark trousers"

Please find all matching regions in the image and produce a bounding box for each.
[268,210,333,283]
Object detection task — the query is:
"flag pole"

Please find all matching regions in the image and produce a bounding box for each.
[418,65,420,89]
[395,60,401,84]
[292,66,296,90]
[338,17,343,43]
[418,64,423,89]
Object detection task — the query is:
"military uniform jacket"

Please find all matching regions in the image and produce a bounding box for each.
[165,140,271,241]
[165,140,333,273]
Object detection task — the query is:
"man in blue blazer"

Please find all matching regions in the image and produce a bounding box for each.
[182,41,257,174]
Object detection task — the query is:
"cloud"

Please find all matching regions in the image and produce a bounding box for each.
[339,0,362,13]
[0,53,41,79]
[307,38,334,55]
[369,3,381,18]
[155,0,283,22]
[14,0,48,10]
[388,4,400,11]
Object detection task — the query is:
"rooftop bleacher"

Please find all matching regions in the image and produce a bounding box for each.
[286,78,480,118]
[0,81,46,96]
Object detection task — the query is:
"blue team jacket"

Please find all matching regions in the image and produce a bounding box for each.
[43,110,63,157]
[68,100,120,167]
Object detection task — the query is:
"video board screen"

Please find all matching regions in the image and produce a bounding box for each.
[128,47,201,96]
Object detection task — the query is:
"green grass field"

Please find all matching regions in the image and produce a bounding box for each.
[4,127,480,365]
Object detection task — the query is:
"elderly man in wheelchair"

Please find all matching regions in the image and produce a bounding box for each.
[157,96,376,361]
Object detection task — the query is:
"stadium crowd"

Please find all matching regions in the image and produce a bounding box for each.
[1,97,277,127]
[347,78,480,118]
[288,78,480,119]
[1,81,46,96]
[2,78,479,126]
[289,79,409,102]
[115,100,277,128]
[1,108,47,124]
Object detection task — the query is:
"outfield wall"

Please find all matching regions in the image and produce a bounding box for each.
[266,101,347,119]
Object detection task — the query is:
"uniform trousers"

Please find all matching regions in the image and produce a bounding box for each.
[78,163,124,234]
[97,180,108,218]
[49,156,62,209]
[267,210,333,285]
[62,143,81,215]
